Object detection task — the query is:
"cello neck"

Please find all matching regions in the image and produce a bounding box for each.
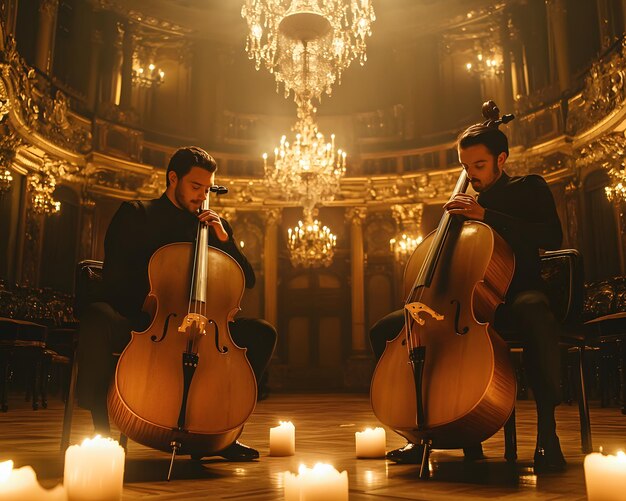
[191,197,211,305]
[411,169,470,291]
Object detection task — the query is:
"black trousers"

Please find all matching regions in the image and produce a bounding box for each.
[77,302,277,413]
[369,290,562,438]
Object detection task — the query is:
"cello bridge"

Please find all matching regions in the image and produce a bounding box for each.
[178,313,208,336]
[405,302,444,326]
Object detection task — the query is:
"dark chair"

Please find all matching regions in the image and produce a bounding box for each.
[0,317,48,411]
[500,249,593,460]
[583,276,626,414]
[60,260,106,451]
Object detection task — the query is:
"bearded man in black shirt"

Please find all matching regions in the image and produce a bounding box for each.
[370,121,566,473]
[76,146,277,461]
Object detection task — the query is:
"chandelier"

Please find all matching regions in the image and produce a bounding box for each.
[132,55,165,88]
[0,169,12,196]
[287,208,337,268]
[605,166,626,202]
[389,233,423,263]
[465,43,503,78]
[263,101,346,207]
[390,203,423,263]
[242,0,375,104]
[29,172,60,215]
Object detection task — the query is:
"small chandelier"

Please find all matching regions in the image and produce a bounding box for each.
[389,233,423,263]
[132,55,165,88]
[606,166,626,202]
[29,172,60,215]
[0,169,13,195]
[242,0,375,104]
[263,101,346,207]
[465,43,503,78]
[287,208,337,268]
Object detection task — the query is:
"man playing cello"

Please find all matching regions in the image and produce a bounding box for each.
[76,146,277,461]
[370,104,566,473]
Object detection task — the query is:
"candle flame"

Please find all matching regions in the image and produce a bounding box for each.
[0,460,13,482]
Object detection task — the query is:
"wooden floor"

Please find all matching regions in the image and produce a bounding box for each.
[1,392,625,500]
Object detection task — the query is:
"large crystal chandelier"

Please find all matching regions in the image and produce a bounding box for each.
[287,208,337,268]
[242,0,375,104]
[263,101,346,208]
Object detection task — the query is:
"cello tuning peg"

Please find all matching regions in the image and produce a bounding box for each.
[209,185,229,195]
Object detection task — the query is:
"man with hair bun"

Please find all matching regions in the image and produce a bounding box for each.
[370,105,566,473]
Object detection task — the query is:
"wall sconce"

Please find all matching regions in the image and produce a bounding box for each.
[0,168,13,196]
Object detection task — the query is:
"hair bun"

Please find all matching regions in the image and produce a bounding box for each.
[481,100,514,128]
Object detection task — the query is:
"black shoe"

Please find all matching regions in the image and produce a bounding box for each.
[463,444,486,461]
[533,436,566,473]
[385,442,423,464]
[218,441,259,462]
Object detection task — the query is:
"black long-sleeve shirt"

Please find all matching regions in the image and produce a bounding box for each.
[102,194,255,324]
[477,172,563,300]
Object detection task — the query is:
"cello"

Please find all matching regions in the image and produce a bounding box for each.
[107,185,257,478]
[370,102,517,478]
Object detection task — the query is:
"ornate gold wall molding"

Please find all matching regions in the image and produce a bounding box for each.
[568,38,626,137]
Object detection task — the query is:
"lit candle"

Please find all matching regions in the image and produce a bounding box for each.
[269,421,295,456]
[0,460,66,499]
[355,427,386,458]
[64,436,125,501]
[584,450,626,501]
[284,463,348,501]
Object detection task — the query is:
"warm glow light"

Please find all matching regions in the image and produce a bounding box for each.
[263,102,346,208]
[284,463,348,501]
[390,233,423,263]
[287,213,337,268]
[132,55,165,88]
[584,450,626,501]
[29,171,60,216]
[0,169,13,195]
[606,167,626,203]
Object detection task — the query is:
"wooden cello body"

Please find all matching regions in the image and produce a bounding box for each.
[370,171,517,450]
[108,194,257,457]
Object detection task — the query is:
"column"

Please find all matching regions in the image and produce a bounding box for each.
[3,0,20,35]
[96,11,122,106]
[347,207,367,356]
[35,0,59,73]
[87,29,103,110]
[546,0,571,92]
[595,0,612,50]
[264,209,281,327]
[78,195,96,261]
[499,11,515,114]
[119,22,136,110]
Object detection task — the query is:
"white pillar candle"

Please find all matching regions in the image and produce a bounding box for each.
[355,427,386,458]
[64,436,125,501]
[0,460,66,500]
[284,463,348,501]
[584,451,626,501]
[269,421,295,456]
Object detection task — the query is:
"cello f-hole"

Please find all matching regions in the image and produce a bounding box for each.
[209,319,228,353]
[450,299,469,335]
[151,313,177,342]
